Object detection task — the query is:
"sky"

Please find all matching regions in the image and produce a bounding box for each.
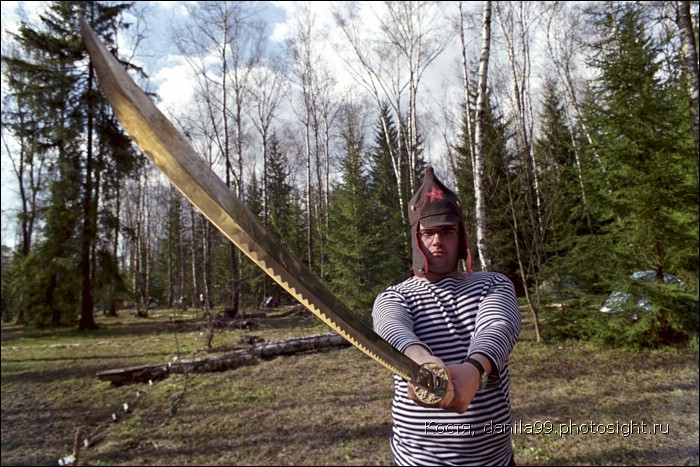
[0,1,475,250]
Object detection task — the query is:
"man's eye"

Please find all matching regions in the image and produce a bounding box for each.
[420,229,457,239]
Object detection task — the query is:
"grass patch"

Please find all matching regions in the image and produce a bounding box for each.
[1,308,698,465]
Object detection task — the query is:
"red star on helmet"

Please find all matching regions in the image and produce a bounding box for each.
[425,186,444,202]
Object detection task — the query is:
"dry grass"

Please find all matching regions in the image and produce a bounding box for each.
[1,308,698,466]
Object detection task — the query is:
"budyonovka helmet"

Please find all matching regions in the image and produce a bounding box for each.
[408,167,472,277]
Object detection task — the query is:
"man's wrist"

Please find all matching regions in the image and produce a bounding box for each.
[461,357,488,389]
[461,353,492,376]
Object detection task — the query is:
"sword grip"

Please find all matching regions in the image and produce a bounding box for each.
[413,362,451,405]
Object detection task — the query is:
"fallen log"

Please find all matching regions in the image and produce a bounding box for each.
[97,332,351,386]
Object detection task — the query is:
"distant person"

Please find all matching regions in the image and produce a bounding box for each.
[372,167,521,465]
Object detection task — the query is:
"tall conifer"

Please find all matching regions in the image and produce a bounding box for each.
[582,2,698,284]
[2,1,139,328]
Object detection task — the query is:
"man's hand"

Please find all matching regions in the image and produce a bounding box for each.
[403,344,455,409]
[403,345,489,414]
[441,362,480,413]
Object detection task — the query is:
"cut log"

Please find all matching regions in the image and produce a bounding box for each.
[96,332,351,385]
[270,305,306,318]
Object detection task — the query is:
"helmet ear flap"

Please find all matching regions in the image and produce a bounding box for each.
[458,221,473,274]
[411,223,429,277]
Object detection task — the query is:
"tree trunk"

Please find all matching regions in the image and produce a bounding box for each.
[458,1,476,162]
[96,332,351,385]
[79,33,98,331]
[495,2,543,234]
[472,0,493,272]
[676,0,700,154]
[506,180,541,343]
[190,204,199,309]
[203,215,214,348]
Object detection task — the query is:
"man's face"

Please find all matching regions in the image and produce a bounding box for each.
[418,222,460,277]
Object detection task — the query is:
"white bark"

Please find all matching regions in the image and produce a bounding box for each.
[495,1,543,234]
[333,1,451,228]
[472,0,493,272]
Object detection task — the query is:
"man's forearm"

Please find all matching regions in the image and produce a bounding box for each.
[404,343,434,363]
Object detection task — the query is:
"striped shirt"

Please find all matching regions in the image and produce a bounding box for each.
[372,272,521,466]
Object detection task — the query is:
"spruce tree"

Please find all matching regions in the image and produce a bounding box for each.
[326,109,376,322]
[264,135,305,305]
[454,93,517,284]
[240,171,266,304]
[2,1,140,328]
[368,104,412,284]
[583,2,698,284]
[533,78,585,297]
[577,2,698,345]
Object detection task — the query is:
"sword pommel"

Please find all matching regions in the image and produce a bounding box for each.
[413,362,450,404]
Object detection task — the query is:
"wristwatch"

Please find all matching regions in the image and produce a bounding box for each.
[464,357,488,389]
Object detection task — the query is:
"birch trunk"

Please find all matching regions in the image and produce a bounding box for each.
[472,0,493,271]
[495,1,543,234]
[97,333,351,385]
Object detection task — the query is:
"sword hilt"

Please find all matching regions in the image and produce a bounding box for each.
[413,361,451,404]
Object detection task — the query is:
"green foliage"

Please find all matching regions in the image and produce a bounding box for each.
[453,91,518,280]
[2,1,139,328]
[326,106,377,322]
[541,280,699,349]
[540,305,608,343]
[367,103,412,283]
[92,248,130,314]
[580,2,699,282]
[2,1,697,345]
[10,247,81,328]
[600,282,698,348]
[263,135,307,305]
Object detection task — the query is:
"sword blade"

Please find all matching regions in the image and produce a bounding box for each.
[80,19,446,401]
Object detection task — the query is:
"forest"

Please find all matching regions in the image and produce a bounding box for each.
[1,1,698,348]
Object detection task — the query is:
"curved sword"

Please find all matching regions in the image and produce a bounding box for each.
[80,19,447,403]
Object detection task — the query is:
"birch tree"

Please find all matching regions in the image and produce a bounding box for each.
[471,0,493,271]
[286,3,337,275]
[494,1,542,229]
[333,1,452,235]
[172,1,267,315]
[674,1,699,154]
[542,2,592,228]
[250,59,288,226]
[543,1,606,180]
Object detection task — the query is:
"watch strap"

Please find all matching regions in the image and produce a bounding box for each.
[463,357,488,389]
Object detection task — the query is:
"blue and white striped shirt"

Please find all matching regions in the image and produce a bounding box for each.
[372,272,521,466]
